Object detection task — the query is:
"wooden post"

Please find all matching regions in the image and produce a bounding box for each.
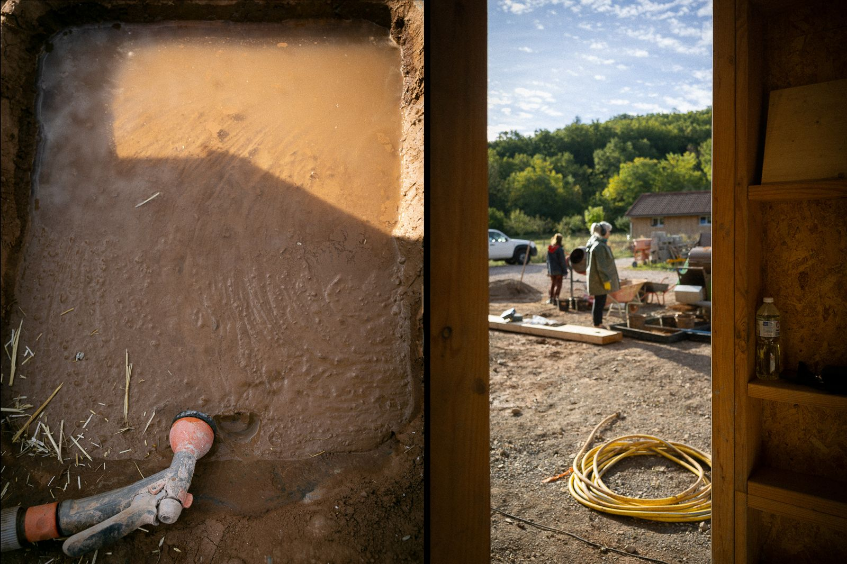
[430,1,490,561]
[713,0,737,560]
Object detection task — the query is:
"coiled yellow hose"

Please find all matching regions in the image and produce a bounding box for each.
[568,413,712,522]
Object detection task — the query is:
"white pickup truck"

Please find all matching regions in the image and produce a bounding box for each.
[488,229,538,264]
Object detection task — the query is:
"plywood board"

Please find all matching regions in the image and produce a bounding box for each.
[761,79,847,183]
[487,315,622,345]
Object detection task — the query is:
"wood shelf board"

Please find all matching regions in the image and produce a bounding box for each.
[487,315,622,345]
[747,379,847,410]
[748,494,847,533]
[748,179,847,200]
[748,467,847,531]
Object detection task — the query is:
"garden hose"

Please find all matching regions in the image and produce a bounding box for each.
[567,413,712,523]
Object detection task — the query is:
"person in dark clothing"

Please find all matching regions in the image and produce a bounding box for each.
[546,233,568,304]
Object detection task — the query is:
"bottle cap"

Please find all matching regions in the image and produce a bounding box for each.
[763,297,773,303]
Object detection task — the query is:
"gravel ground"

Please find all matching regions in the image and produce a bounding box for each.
[489,264,712,564]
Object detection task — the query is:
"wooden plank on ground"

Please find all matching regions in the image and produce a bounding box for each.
[488,316,622,345]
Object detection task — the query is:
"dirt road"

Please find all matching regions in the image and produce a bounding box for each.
[489,267,711,563]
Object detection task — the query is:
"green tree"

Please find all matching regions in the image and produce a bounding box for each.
[655,152,709,193]
[603,157,661,212]
[593,138,656,181]
[505,209,551,237]
[698,138,712,182]
[584,206,605,229]
[614,215,631,233]
[557,214,585,235]
[505,156,569,221]
[488,208,506,231]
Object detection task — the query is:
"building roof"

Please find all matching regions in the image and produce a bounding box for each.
[625,190,711,218]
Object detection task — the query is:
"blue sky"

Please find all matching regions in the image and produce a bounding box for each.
[488,0,713,140]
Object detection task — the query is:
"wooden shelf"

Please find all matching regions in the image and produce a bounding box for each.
[747,379,847,410]
[748,179,847,201]
[747,467,847,532]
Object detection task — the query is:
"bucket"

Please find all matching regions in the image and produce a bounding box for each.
[628,314,646,330]
[675,313,696,329]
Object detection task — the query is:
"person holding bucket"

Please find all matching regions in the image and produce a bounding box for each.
[546,233,568,304]
[586,221,620,328]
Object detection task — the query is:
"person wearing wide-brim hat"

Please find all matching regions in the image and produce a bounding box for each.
[586,221,620,327]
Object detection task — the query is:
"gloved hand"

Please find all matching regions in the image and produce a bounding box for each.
[603,281,611,291]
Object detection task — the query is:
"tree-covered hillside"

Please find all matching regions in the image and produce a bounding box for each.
[488,109,712,236]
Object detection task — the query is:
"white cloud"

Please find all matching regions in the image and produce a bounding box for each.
[583,54,615,65]
[668,17,702,38]
[625,48,650,57]
[514,87,556,102]
[663,83,712,111]
[502,1,533,15]
[541,106,564,116]
[594,74,607,80]
[578,22,594,31]
[624,26,708,56]
[609,99,630,105]
[500,0,576,15]
[692,69,712,81]
[576,0,697,20]
[489,90,513,106]
[697,0,712,17]
[632,102,666,112]
[617,64,629,70]
[589,41,608,49]
[519,46,535,53]
[501,107,513,115]
[620,86,632,93]
[518,111,534,119]
[535,20,545,30]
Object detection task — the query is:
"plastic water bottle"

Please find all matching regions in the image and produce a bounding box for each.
[755,297,782,380]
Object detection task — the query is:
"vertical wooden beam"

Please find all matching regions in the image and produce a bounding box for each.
[713,0,737,561]
[733,2,764,561]
[429,1,490,561]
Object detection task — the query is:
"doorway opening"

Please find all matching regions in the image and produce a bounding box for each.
[487,2,713,561]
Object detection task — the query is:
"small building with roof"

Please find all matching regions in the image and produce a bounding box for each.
[624,190,711,240]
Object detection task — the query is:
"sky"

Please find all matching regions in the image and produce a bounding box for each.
[488,0,713,140]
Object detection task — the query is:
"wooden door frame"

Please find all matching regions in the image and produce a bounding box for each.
[429,1,491,562]
[429,1,735,561]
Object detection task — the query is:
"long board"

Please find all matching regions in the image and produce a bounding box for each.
[488,315,622,345]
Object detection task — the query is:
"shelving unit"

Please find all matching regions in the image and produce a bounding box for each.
[747,179,847,201]
[714,0,847,561]
[747,380,847,410]
[747,467,847,531]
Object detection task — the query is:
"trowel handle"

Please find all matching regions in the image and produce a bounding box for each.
[62,494,158,557]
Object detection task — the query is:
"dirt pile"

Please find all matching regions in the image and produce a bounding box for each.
[490,279,544,303]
